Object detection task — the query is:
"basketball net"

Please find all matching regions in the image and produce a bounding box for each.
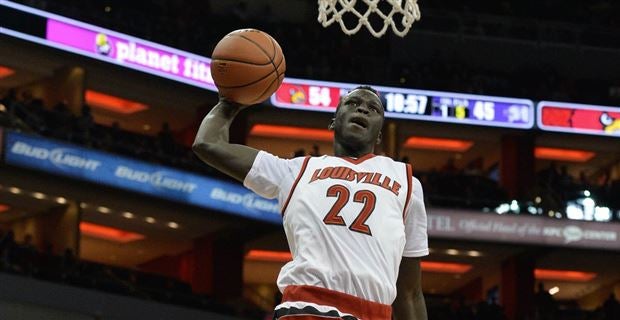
[317,0,421,38]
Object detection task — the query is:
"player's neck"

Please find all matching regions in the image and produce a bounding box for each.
[333,143,374,158]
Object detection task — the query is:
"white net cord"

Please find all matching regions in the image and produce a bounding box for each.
[318,0,421,38]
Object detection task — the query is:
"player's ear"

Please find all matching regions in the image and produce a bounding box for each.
[376,131,382,144]
[328,118,335,130]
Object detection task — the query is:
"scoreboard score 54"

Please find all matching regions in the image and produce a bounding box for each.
[271,78,535,129]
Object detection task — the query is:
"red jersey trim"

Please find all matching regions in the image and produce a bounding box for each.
[282,285,392,320]
[339,153,376,165]
[281,156,311,217]
[402,163,413,221]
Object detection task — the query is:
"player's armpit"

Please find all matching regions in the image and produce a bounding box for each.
[393,257,427,320]
[192,99,260,182]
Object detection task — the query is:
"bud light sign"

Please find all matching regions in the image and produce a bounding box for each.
[4,131,280,223]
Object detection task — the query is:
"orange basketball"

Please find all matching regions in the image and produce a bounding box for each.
[210,29,286,105]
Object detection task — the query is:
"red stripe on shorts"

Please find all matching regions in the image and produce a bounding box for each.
[282,285,392,320]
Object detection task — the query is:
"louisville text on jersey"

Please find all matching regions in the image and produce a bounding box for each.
[309,166,402,196]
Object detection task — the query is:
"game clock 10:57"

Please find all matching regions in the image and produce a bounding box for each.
[377,89,534,129]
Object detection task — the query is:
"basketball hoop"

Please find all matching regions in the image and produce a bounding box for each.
[317,0,421,38]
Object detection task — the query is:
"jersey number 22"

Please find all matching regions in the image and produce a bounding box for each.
[323,184,376,236]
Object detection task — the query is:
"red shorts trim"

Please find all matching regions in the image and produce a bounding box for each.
[282,285,392,320]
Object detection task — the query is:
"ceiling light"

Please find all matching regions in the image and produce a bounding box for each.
[495,203,510,214]
[85,90,148,114]
[548,286,560,295]
[245,250,292,262]
[244,250,473,275]
[80,222,144,243]
[167,222,179,229]
[467,250,482,257]
[8,187,22,194]
[0,66,15,78]
[249,124,334,141]
[403,136,474,152]
[445,249,459,256]
[421,261,472,274]
[594,206,611,222]
[535,147,595,162]
[121,212,135,219]
[56,197,67,204]
[145,217,156,224]
[535,269,597,282]
[31,192,46,199]
[97,206,111,214]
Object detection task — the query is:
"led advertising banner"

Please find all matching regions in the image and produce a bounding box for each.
[2,2,536,129]
[4,131,280,224]
[0,1,217,91]
[272,77,535,129]
[537,101,620,137]
[428,208,620,251]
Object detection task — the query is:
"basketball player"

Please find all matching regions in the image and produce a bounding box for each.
[193,86,428,320]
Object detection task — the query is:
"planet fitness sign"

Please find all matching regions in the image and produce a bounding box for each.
[43,18,217,91]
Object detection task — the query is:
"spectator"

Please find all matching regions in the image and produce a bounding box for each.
[292,148,306,157]
[534,282,557,320]
[157,121,176,155]
[441,157,459,174]
[310,144,320,156]
[464,157,484,176]
[0,230,18,269]
[602,293,619,320]
[557,166,574,189]
[0,102,11,127]
[263,290,282,320]
[17,234,39,274]
[73,104,94,145]
[454,296,475,320]
[538,162,559,189]
[62,248,77,271]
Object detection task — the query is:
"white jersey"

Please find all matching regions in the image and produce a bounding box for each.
[244,151,428,305]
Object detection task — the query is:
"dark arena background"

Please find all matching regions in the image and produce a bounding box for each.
[1,1,620,319]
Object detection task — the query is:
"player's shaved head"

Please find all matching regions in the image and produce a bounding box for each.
[348,85,380,100]
[336,85,383,112]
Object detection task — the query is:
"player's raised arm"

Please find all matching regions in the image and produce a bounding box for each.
[193,29,285,182]
[192,98,259,182]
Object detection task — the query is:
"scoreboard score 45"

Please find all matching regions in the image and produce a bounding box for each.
[272,78,535,129]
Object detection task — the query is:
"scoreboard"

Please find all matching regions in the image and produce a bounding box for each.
[2,2,536,131]
[271,78,535,129]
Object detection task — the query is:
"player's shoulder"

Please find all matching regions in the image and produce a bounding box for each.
[367,154,406,165]
[256,150,308,169]
[412,176,423,190]
[259,150,307,161]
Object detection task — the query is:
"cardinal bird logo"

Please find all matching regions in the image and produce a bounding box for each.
[600,112,620,134]
[289,87,306,104]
